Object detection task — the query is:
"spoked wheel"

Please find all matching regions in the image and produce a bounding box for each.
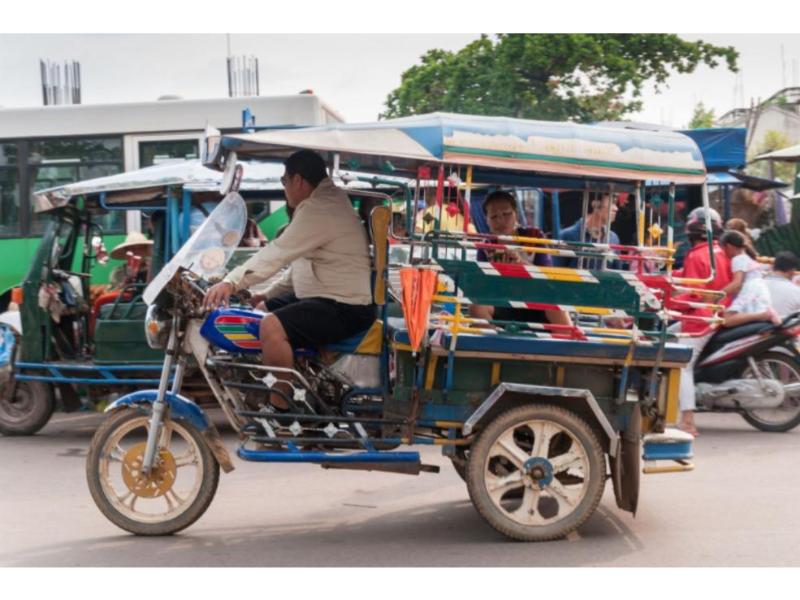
[741,352,800,432]
[0,381,54,436]
[466,404,605,542]
[86,408,220,535]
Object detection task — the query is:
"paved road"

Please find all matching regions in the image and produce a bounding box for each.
[1,410,797,567]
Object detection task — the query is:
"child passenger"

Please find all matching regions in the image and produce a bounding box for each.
[719,230,780,327]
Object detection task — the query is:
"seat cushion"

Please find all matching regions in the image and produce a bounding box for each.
[707,321,775,346]
[322,320,383,355]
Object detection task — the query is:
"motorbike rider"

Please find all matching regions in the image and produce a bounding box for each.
[764,251,800,318]
[670,207,733,436]
[203,150,375,410]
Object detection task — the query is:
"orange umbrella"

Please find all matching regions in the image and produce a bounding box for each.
[399,267,438,352]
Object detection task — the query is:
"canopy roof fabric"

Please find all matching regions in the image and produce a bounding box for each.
[33,160,409,213]
[754,143,800,162]
[33,160,285,212]
[221,112,706,185]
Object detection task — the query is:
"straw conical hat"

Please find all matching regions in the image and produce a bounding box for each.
[110,231,153,260]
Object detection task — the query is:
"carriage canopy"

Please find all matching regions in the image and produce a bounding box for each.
[219,112,707,185]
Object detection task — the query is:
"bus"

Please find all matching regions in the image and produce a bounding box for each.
[0,93,344,308]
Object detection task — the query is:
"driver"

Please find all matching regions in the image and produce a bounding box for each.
[203,150,375,409]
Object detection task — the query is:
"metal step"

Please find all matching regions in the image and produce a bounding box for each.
[642,427,694,474]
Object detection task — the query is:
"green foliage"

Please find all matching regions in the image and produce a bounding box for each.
[382,34,739,123]
[749,130,796,184]
[688,102,715,129]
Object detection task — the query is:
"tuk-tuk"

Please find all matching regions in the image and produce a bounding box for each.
[83,114,719,541]
[0,160,290,435]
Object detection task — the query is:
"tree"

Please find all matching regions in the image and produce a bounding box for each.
[688,101,715,129]
[382,34,739,123]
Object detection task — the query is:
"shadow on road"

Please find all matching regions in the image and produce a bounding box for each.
[1,496,644,567]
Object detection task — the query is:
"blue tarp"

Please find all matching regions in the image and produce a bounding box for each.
[679,128,746,171]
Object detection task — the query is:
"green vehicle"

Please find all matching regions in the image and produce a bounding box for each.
[0,160,292,435]
[0,158,408,436]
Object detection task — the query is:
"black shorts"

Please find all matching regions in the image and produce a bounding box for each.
[265,294,376,349]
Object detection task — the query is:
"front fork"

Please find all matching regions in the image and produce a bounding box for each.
[141,318,186,475]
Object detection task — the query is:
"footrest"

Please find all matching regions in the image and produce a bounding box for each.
[237,446,420,464]
[642,427,695,474]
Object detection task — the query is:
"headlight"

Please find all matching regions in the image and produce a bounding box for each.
[144,304,172,349]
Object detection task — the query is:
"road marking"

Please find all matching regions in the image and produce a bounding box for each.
[342,503,377,509]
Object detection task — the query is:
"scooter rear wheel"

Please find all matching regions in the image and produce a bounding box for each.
[741,352,800,433]
[86,408,220,535]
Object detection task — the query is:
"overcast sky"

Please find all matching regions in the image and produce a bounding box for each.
[0,33,798,128]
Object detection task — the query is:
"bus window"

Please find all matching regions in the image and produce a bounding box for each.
[28,137,124,235]
[139,140,199,168]
[0,142,20,236]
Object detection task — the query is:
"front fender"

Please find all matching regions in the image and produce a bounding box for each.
[106,390,235,473]
[106,389,210,431]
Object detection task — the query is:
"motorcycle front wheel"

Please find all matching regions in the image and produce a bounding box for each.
[86,408,220,535]
[741,352,800,433]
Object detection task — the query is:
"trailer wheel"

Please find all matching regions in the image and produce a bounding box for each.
[466,404,605,542]
[0,381,55,436]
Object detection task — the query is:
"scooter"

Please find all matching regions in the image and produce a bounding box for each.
[694,311,800,432]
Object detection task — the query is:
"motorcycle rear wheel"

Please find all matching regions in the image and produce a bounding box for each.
[741,352,800,433]
[86,408,220,535]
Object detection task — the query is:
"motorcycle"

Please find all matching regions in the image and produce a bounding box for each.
[693,313,800,432]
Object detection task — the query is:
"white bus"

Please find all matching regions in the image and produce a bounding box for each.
[0,93,344,302]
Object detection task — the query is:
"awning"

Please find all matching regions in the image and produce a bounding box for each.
[753,143,800,162]
[679,128,747,171]
[706,170,789,190]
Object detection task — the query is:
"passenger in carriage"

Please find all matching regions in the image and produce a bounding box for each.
[556,193,620,270]
[203,150,376,410]
[469,190,572,327]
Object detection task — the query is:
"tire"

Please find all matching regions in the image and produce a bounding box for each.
[0,381,55,436]
[741,352,800,433]
[466,404,606,542]
[86,408,220,535]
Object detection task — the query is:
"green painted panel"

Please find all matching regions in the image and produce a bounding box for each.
[436,259,643,313]
[0,233,127,297]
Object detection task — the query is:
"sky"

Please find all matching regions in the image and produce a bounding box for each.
[0,32,799,128]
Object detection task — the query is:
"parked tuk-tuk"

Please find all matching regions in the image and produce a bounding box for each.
[83,113,720,541]
[0,160,289,435]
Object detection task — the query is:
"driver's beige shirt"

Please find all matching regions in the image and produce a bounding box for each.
[223,177,372,305]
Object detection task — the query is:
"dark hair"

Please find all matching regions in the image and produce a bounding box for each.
[284,149,328,187]
[720,229,757,259]
[774,251,798,273]
[482,190,517,216]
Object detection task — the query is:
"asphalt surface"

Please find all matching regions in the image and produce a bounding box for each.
[1,409,798,567]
